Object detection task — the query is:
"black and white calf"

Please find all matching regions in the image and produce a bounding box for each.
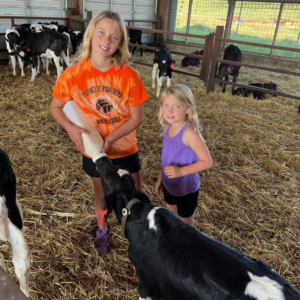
[12,31,71,81]
[181,50,204,68]
[216,44,242,93]
[95,155,300,300]
[152,48,175,98]
[71,31,84,56]
[5,28,26,76]
[0,148,30,297]
[128,29,143,57]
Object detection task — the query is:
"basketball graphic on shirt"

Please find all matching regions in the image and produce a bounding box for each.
[96,99,113,114]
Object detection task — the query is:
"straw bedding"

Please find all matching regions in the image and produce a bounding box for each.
[0,50,299,299]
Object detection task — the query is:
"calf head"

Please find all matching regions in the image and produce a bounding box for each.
[216,63,235,78]
[158,59,176,76]
[95,156,150,223]
[265,81,277,91]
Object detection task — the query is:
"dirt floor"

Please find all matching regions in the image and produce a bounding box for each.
[0,51,299,299]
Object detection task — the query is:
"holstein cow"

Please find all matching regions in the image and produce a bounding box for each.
[216,44,242,93]
[71,31,84,56]
[95,154,300,300]
[128,29,143,56]
[181,50,204,68]
[5,28,26,76]
[232,82,277,100]
[152,48,175,98]
[11,31,71,81]
[0,148,30,297]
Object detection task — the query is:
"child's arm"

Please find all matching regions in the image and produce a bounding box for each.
[155,170,163,196]
[164,127,213,178]
[100,103,143,153]
[50,97,89,153]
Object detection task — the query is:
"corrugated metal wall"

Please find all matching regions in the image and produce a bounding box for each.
[83,0,157,44]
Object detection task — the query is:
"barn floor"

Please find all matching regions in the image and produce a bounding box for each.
[0,51,299,299]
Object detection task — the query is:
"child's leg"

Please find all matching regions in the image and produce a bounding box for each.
[176,189,199,227]
[91,177,107,230]
[166,203,178,215]
[131,170,142,190]
[180,212,195,227]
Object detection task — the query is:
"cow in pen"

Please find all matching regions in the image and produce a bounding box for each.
[216,44,242,93]
[95,155,300,300]
[152,47,175,98]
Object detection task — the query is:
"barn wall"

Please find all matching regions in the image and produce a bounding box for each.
[82,0,157,44]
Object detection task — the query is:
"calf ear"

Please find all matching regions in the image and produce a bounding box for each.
[172,60,176,65]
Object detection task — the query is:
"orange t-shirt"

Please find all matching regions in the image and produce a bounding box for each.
[53,58,149,159]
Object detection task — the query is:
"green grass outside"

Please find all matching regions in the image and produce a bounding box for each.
[173,0,300,59]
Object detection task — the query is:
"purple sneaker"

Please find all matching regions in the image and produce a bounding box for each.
[94,228,110,253]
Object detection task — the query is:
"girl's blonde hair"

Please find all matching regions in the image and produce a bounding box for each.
[158,84,202,135]
[74,10,131,66]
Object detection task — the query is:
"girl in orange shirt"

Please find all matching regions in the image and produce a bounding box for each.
[50,11,148,253]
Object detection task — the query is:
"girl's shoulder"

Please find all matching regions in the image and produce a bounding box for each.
[182,125,203,145]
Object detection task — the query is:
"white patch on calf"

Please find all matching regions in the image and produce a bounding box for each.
[245,272,284,300]
[0,196,9,241]
[147,207,159,231]
[73,31,81,35]
[0,196,30,297]
[152,63,158,89]
[117,169,129,177]
[167,76,171,87]
[139,297,153,300]
[156,74,163,98]
[162,60,166,64]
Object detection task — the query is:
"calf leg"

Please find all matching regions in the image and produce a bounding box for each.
[152,64,158,89]
[167,75,171,87]
[0,252,6,271]
[37,57,41,75]
[222,75,228,93]
[156,74,163,98]
[9,219,30,297]
[31,56,38,81]
[61,50,71,68]
[51,53,62,82]
[11,56,17,76]
[232,72,239,93]
[17,57,25,77]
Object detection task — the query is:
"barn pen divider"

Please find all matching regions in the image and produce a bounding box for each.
[126,25,215,84]
[206,25,300,101]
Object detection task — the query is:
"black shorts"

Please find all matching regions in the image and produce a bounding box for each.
[162,184,199,218]
[82,152,141,178]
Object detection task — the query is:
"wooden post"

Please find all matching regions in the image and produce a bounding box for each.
[270,2,284,57]
[87,11,92,23]
[185,0,193,44]
[207,26,224,94]
[200,33,214,83]
[223,0,236,50]
[11,17,14,28]
[66,10,72,30]
[155,14,160,43]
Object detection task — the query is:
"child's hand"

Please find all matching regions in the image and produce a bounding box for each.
[101,136,113,153]
[164,166,183,178]
[66,124,88,153]
[155,180,163,196]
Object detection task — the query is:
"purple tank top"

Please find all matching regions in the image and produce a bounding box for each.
[161,123,200,197]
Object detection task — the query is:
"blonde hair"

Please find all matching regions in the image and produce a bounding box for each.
[74,10,131,67]
[158,84,202,135]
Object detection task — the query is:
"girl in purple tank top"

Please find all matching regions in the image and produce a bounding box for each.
[155,84,213,227]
